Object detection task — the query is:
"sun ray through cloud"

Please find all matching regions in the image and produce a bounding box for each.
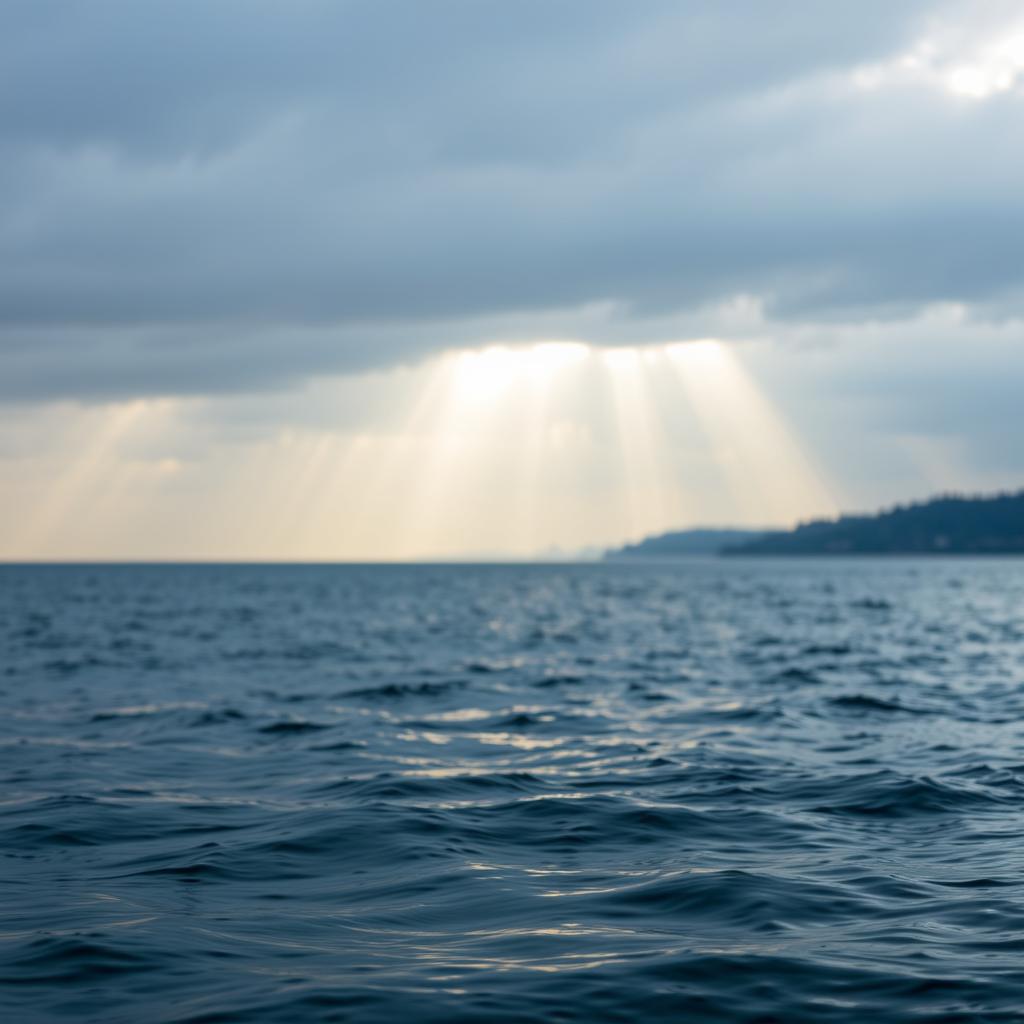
[600,347,690,543]
[508,342,591,557]
[12,399,176,558]
[665,340,837,526]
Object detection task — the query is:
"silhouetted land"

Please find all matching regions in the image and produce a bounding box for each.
[605,491,1024,559]
[605,528,778,558]
[725,490,1024,555]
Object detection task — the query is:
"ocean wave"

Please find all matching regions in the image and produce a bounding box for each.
[5,561,1024,1022]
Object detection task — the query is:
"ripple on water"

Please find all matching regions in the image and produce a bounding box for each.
[4,560,1024,1022]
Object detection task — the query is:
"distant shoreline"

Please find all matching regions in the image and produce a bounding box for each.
[605,489,1024,559]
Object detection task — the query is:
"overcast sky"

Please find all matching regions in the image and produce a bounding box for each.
[3,1,1024,558]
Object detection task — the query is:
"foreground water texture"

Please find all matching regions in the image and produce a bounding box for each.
[4,562,1024,1022]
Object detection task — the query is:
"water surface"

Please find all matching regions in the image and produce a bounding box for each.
[3,560,1024,1022]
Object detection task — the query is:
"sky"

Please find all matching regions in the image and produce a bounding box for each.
[3,0,1024,559]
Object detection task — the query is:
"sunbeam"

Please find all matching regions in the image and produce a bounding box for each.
[12,399,177,558]
[600,348,689,542]
[4,340,845,560]
[396,348,511,558]
[665,340,837,525]
[393,343,593,559]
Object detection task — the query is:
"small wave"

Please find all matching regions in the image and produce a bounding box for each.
[5,822,100,848]
[829,694,922,714]
[257,720,330,735]
[532,672,585,688]
[464,659,521,674]
[41,655,114,676]
[1,937,157,984]
[190,709,247,727]
[810,773,1010,818]
[770,666,824,685]
[599,868,867,928]
[343,680,466,699]
[491,712,551,728]
[309,739,365,751]
[91,702,205,722]
[133,861,231,880]
[802,642,855,657]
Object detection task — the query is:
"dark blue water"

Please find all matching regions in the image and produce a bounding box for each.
[4,561,1024,1023]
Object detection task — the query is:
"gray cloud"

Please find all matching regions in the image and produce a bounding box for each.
[3,0,1023,400]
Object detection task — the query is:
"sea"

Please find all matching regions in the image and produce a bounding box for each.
[3,560,1024,1023]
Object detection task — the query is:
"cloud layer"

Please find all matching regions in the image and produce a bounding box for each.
[4,0,1024,399]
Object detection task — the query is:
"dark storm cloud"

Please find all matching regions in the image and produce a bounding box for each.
[2,0,1022,399]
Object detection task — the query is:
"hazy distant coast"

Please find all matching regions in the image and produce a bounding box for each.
[605,490,1024,558]
[604,528,778,559]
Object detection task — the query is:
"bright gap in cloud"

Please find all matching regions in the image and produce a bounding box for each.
[947,30,1024,98]
[4,341,840,560]
[854,13,1024,100]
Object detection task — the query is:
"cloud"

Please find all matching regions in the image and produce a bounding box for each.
[2,0,1024,400]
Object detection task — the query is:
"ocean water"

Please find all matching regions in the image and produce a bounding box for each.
[4,560,1024,1023]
